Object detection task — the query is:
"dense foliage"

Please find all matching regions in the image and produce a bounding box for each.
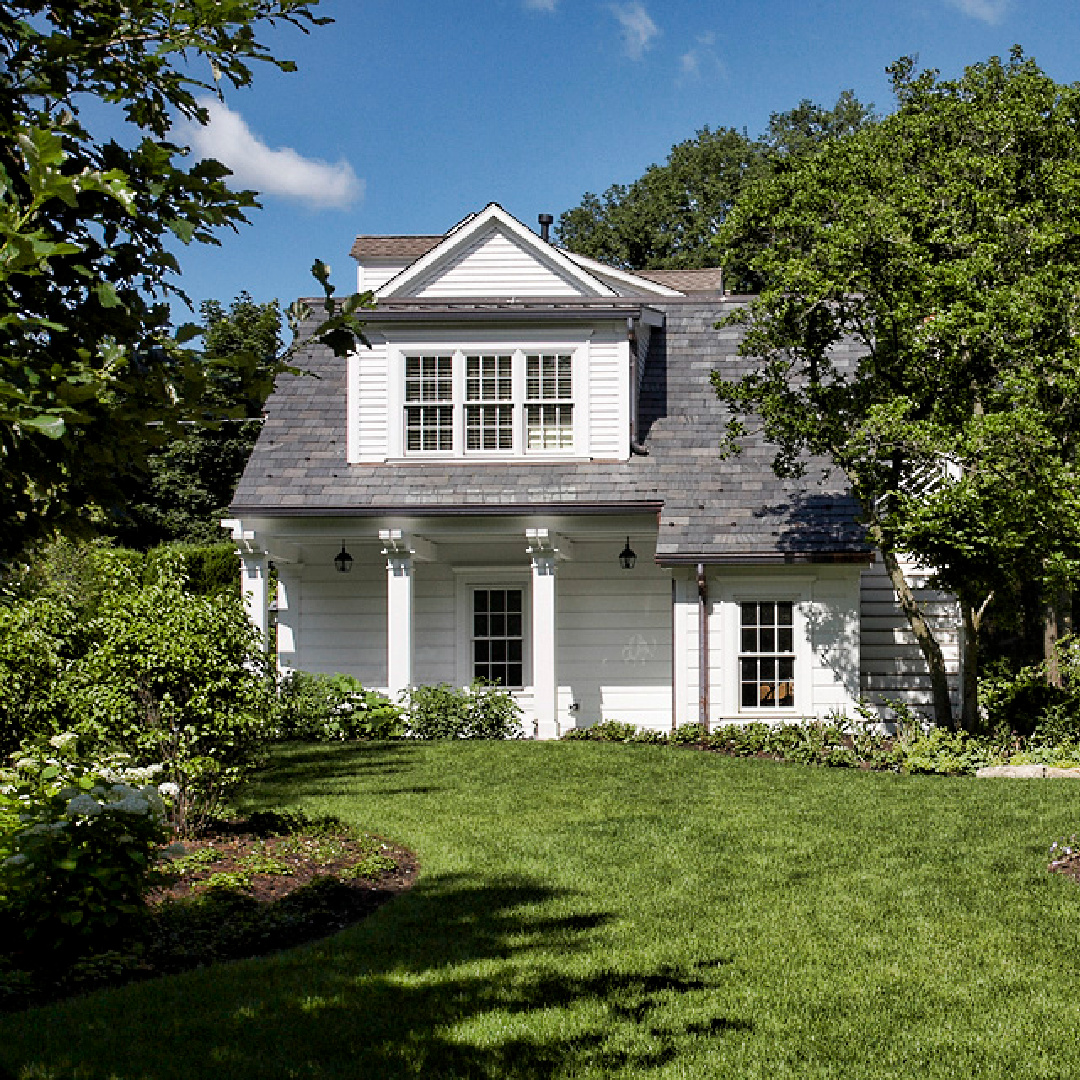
[556,91,874,290]
[0,541,274,834]
[713,50,1080,728]
[276,672,404,741]
[403,682,524,740]
[115,294,283,548]
[0,1,370,556]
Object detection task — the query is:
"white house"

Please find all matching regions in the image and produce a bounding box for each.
[226,203,960,737]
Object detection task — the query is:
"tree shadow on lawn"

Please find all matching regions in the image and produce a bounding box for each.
[253,741,436,798]
[10,872,749,1080]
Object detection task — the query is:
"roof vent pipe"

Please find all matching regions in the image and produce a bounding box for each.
[538,213,554,242]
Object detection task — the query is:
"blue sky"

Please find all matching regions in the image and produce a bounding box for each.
[158,0,1080,323]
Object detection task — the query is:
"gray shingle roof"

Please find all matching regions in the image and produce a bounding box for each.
[349,235,442,259]
[230,299,866,561]
[635,268,725,294]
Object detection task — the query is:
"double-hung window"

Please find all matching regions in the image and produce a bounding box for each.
[400,347,576,456]
[465,354,514,450]
[739,601,796,709]
[404,355,453,451]
[526,353,573,449]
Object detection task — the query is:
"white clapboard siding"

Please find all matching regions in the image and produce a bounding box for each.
[289,561,388,685]
[705,566,862,724]
[859,558,961,720]
[357,261,414,294]
[410,226,590,298]
[586,329,628,458]
[557,545,672,731]
[411,562,457,687]
[350,339,390,462]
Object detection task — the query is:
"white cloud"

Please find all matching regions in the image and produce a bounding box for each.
[180,98,363,210]
[524,0,558,10]
[610,2,659,60]
[945,0,1009,24]
[679,31,723,81]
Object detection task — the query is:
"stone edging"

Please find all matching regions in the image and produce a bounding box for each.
[975,765,1080,778]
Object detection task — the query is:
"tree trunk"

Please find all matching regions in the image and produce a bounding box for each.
[876,540,956,729]
[1044,590,1073,687]
[960,598,981,733]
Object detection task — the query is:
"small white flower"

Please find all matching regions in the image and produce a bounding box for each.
[48,732,77,749]
[158,781,180,799]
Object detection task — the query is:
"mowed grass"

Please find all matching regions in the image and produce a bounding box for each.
[4,741,1080,1079]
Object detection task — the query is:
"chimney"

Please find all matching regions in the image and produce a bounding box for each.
[538,213,554,242]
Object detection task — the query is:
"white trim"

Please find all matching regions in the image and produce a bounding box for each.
[454,569,533,690]
[712,574,816,720]
[388,336,591,460]
[376,203,618,300]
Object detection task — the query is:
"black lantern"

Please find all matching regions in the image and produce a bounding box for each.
[333,542,354,573]
[618,536,637,570]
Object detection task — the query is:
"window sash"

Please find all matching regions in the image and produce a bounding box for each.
[739,601,795,708]
[472,587,524,688]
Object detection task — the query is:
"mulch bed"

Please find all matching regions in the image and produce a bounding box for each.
[0,818,418,1013]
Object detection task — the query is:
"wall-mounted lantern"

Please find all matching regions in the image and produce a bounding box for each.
[618,536,637,570]
[333,543,354,573]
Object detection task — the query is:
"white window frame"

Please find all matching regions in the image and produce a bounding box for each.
[454,569,532,690]
[387,334,589,460]
[713,575,814,719]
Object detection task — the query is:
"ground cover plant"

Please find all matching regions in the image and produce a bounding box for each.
[3,741,1080,1079]
[0,807,414,1012]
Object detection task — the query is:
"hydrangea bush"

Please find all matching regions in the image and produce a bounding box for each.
[0,733,173,958]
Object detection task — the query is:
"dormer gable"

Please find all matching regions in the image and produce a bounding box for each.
[369,203,680,301]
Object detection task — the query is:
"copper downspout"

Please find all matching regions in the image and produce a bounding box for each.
[698,563,710,734]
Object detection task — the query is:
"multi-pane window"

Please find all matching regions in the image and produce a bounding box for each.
[404,355,453,450]
[739,601,795,709]
[473,588,524,687]
[401,349,575,455]
[526,353,573,449]
[465,354,513,450]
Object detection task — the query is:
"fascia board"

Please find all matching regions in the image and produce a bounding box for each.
[376,203,618,300]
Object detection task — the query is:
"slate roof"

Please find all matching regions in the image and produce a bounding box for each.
[230,299,867,562]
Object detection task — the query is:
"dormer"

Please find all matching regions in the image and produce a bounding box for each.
[346,204,683,465]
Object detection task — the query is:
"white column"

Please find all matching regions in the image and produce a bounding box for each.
[386,553,414,699]
[239,553,269,649]
[531,553,558,740]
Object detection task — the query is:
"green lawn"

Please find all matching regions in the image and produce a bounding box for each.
[4,741,1080,1079]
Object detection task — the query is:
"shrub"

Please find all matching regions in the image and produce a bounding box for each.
[0,733,172,960]
[980,644,1080,741]
[276,672,403,741]
[404,681,523,740]
[62,550,274,836]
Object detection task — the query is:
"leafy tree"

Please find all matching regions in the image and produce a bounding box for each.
[713,50,1080,731]
[555,92,875,290]
[0,1,368,558]
[116,293,282,547]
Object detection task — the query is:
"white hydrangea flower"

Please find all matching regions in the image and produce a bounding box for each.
[48,732,78,749]
[110,794,150,816]
[158,781,180,799]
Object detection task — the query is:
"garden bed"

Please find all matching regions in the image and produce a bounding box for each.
[1,814,418,1012]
